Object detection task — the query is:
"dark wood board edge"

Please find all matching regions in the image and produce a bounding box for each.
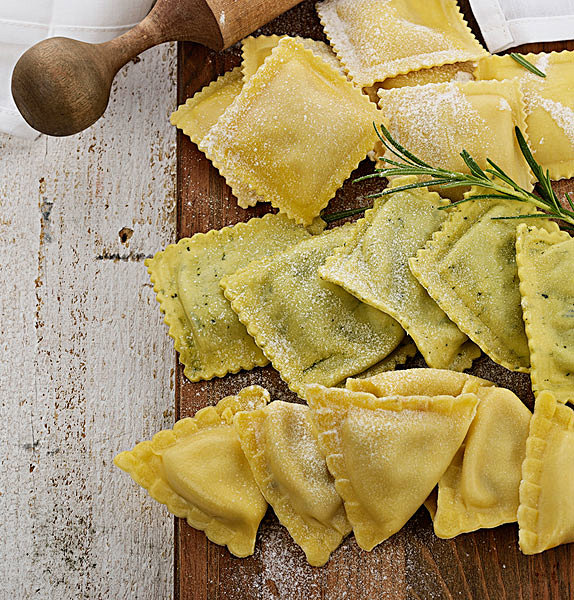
[174,3,574,599]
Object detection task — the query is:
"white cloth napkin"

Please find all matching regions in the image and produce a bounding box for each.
[0,0,154,139]
[469,0,574,53]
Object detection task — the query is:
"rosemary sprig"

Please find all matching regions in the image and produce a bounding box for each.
[509,53,546,78]
[351,123,574,230]
[322,206,371,223]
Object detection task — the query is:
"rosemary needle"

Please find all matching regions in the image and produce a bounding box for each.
[509,53,547,78]
[349,123,574,230]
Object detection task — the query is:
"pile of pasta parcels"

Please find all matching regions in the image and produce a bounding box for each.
[115,0,574,566]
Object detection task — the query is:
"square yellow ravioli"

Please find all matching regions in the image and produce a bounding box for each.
[317,0,486,86]
[475,51,574,180]
[200,38,379,225]
[377,80,532,193]
[516,225,574,404]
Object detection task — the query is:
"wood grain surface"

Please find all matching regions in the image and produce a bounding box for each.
[175,3,574,598]
[1,45,177,599]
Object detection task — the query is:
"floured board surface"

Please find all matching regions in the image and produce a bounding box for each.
[175,2,574,598]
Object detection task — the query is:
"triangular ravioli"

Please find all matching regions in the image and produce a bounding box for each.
[519,391,574,554]
[433,386,531,537]
[305,384,478,550]
[114,386,269,557]
[234,401,351,566]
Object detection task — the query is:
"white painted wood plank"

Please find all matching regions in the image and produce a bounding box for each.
[0,44,177,600]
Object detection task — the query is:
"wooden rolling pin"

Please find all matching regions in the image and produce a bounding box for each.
[11,0,302,137]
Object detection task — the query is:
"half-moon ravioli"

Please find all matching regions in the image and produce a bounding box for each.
[518,391,574,554]
[114,386,270,557]
[234,401,351,566]
[516,225,574,404]
[410,194,560,372]
[305,384,478,550]
[319,176,471,369]
[145,213,318,382]
[221,225,405,396]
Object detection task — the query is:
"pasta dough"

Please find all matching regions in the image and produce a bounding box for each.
[306,384,479,550]
[317,0,486,86]
[221,225,405,396]
[145,213,317,382]
[475,51,574,180]
[200,38,379,224]
[346,367,492,397]
[319,176,471,369]
[114,386,270,557]
[170,68,262,208]
[234,401,351,565]
[241,35,344,81]
[363,61,475,102]
[518,391,574,554]
[376,80,533,195]
[352,338,418,380]
[432,386,531,538]
[516,225,574,404]
[410,195,560,372]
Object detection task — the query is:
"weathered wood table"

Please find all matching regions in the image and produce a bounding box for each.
[175,2,574,599]
[1,47,176,599]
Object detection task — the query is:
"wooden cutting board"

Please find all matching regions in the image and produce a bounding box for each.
[175,2,574,598]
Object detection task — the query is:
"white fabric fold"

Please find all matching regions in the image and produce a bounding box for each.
[0,0,154,139]
[469,0,574,52]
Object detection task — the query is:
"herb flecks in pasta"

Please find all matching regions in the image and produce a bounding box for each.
[516,225,574,404]
[306,384,479,551]
[221,225,405,396]
[317,0,486,86]
[200,38,379,225]
[518,391,574,554]
[410,195,560,372]
[234,401,351,566]
[114,386,270,558]
[319,176,470,369]
[145,213,318,382]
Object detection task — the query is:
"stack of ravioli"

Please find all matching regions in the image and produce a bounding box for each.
[120,0,574,566]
